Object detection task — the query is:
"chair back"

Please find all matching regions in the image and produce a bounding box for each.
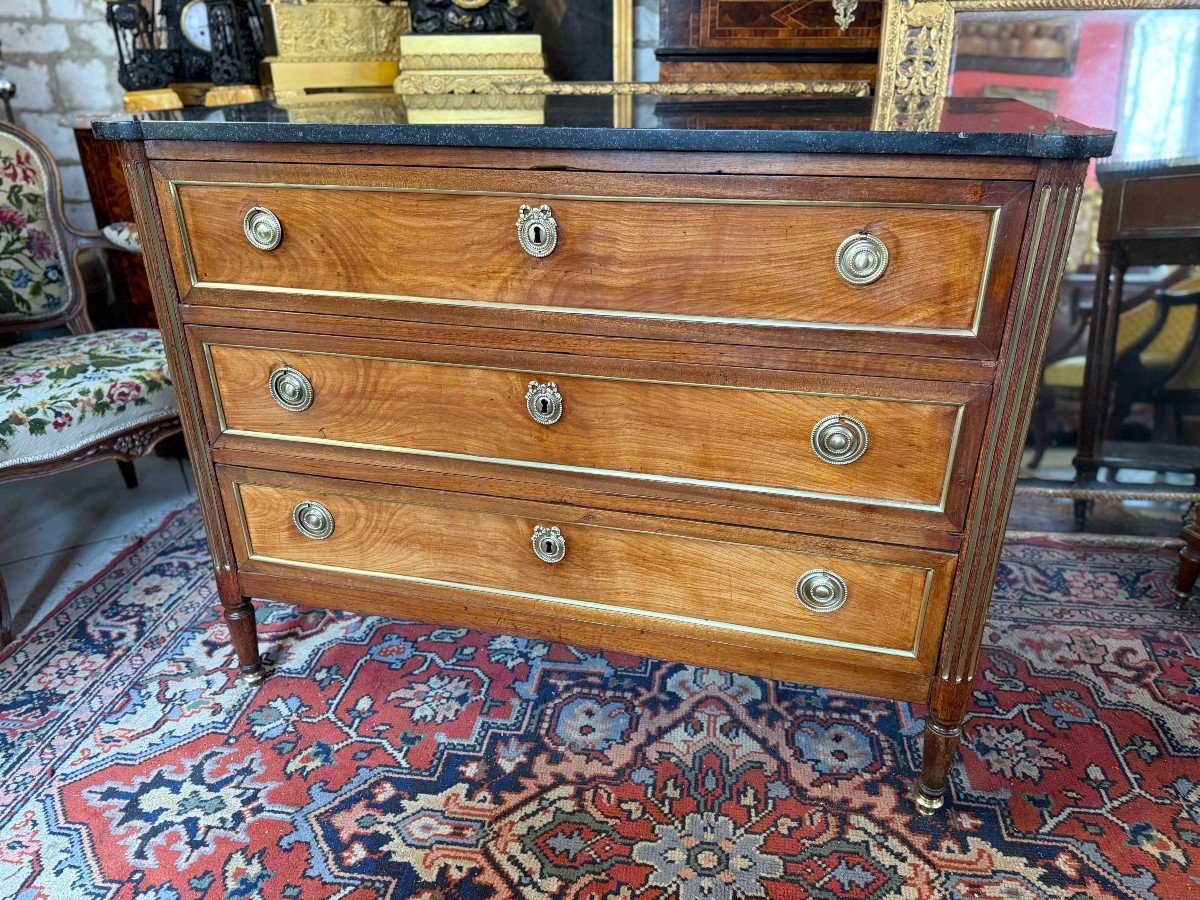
[0,121,87,332]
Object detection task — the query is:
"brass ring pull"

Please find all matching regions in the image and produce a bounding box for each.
[244,206,282,251]
[517,204,558,257]
[532,524,566,564]
[293,500,334,540]
[269,367,314,412]
[526,380,563,425]
[835,232,888,285]
[796,569,848,613]
[811,414,868,465]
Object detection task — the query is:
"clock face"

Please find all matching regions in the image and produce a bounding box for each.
[179,0,211,53]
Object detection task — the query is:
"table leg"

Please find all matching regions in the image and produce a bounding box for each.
[1074,247,1123,526]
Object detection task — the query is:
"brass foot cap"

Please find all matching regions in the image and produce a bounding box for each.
[913,787,945,816]
[1172,590,1191,610]
[240,666,267,685]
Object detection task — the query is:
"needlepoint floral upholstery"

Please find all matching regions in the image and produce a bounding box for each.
[101,221,141,254]
[0,329,177,469]
[0,130,71,323]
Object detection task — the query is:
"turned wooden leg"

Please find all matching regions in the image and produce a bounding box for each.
[216,573,265,683]
[0,568,12,648]
[1174,517,1200,610]
[117,459,139,489]
[915,717,963,815]
[914,674,974,815]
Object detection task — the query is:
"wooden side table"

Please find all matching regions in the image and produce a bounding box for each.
[1073,157,1200,524]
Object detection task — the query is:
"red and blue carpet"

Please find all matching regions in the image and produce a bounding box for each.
[0,505,1197,899]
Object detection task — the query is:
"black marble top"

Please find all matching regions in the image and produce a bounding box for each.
[92,95,1115,160]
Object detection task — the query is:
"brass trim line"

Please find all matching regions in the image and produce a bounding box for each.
[939,183,1053,682]
[202,341,967,513]
[169,179,1002,339]
[228,481,933,660]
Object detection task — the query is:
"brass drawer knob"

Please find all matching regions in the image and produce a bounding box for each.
[517,204,558,258]
[526,380,563,426]
[532,524,566,564]
[811,414,868,465]
[269,366,314,412]
[244,206,282,251]
[293,500,334,540]
[835,232,888,285]
[796,569,848,613]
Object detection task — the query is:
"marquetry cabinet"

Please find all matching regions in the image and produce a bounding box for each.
[103,99,1111,813]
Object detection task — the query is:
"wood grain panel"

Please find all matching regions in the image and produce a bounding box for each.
[154,160,1030,357]
[175,184,993,332]
[203,340,970,512]
[143,141,1042,182]
[237,569,933,701]
[223,469,954,669]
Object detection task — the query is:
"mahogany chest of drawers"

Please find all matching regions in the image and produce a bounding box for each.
[100,98,1112,814]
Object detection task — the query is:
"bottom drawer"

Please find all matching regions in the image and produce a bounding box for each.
[219,467,956,673]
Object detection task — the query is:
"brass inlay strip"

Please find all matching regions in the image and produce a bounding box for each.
[170,178,1002,338]
[958,183,1079,682]
[127,160,230,572]
[202,341,966,513]
[228,481,933,660]
[939,183,1053,682]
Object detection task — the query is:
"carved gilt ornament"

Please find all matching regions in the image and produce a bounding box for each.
[872,0,1199,133]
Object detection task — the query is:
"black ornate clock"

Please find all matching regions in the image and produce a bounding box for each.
[108,0,263,93]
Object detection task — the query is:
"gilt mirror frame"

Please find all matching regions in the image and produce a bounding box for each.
[872,0,1200,132]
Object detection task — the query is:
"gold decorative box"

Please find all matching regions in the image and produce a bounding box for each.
[394,33,549,125]
[262,0,412,101]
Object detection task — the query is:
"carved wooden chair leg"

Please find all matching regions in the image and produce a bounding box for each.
[1027,392,1052,470]
[117,460,138,489]
[1174,509,1200,610]
[0,568,12,648]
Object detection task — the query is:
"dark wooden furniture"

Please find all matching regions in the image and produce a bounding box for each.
[0,122,181,646]
[1074,158,1200,523]
[101,97,1110,814]
[1175,507,1200,610]
[657,0,880,84]
[72,118,157,328]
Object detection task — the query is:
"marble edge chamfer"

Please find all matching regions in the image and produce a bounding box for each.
[91,118,1116,160]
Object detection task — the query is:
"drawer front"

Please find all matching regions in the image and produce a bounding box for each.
[221,468,955,669]
[196,333,988,521]
[157,160,1030,357]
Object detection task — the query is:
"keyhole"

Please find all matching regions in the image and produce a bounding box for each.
[530,224,544,245]
[543,539,555,554]
[540,398,550,414]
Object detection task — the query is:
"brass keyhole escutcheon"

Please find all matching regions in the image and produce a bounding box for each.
[532,524,566,564]
[517,204,558,257]
[526,380,563,426]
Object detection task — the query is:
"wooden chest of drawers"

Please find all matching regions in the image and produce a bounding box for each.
[106,103,1110,814]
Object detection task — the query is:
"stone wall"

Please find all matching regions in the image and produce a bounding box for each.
[2,0,124,230]
[0,0,658,230]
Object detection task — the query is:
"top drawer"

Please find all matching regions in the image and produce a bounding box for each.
[154,160,1031,358]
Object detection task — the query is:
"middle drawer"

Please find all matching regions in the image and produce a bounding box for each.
[190,328,989,531]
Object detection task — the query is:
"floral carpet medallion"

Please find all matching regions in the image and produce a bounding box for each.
[0,506,1197,899]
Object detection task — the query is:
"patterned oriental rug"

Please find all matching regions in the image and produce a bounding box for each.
[0,505,1197,900]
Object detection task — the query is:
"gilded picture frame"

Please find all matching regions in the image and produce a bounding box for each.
[872,0,1200,132]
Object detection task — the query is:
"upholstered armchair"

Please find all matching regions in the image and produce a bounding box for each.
[0,121,180,646]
